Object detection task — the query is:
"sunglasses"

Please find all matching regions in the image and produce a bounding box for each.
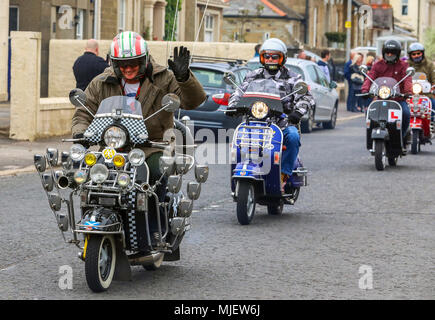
[263,53,281,60]
[117,59,141,68]
[411,52,422,57]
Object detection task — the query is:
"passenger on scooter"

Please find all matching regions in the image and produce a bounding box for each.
[361,39,413,142]
[407,42,435,121]
[228,38,315,189]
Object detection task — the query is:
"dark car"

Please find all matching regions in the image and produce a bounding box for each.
[179,60,251,133]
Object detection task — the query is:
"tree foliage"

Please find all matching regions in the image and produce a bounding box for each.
[165,0,182,41]
[423,28,435,60]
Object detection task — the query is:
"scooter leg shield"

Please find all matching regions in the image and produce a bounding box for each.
[113,239,132,281]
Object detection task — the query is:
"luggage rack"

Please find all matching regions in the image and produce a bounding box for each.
[233,124,275,150]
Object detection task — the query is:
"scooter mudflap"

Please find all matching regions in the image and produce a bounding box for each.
[113,244,132,281]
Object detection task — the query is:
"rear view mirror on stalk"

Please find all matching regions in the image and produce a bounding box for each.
[223,72,237,86]
[406,67,416,77]
[69,88,87,107]
[359,65,369,74]
[162,93,181,112]
[293,81,308,95]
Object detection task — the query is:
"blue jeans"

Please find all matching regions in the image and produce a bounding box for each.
[281,126,301,176]
[431,98,435,121]
[346,81,356,111]
[399,100,410,138]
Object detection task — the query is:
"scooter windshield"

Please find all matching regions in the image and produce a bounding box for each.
[370,77,400,94]
[96,96,143,118]
[238,79,284,113]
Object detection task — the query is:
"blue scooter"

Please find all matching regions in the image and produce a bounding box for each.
[223,75,309,225]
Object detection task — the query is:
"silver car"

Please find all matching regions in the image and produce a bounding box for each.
[246,57,339,133]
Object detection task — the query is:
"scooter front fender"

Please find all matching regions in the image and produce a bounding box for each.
[371,128,389,140]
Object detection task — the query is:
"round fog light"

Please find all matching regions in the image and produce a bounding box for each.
[117,173,131,188]
[90,164,109,184]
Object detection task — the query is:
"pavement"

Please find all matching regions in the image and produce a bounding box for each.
[0,101,364,177]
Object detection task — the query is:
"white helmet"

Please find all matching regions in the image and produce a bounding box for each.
[259,38,287,71]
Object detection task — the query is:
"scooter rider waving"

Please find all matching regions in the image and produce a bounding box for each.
[361,39,413,143]
[228,38,315,189]
[71,31,207,186]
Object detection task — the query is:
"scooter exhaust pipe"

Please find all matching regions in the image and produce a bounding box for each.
[128,252,165,266]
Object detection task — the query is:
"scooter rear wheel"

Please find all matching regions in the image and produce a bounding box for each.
[374,140,386,171]
[267,201,283,215]
[236,181,256,225]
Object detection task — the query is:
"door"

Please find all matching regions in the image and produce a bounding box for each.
[313,65,336,120]
[305,65,325,120]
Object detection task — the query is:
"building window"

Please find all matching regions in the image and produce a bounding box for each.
[118,0,126,32]
[402,0,408,15]
[9,6,19,35]
[204,15,214,42]
[76,9,84,39]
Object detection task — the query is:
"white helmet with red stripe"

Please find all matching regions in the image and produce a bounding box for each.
[110,31,149,79]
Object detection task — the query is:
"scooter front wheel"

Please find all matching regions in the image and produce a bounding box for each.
[85,235,117,292]
[236,181,256,225]
[374,140,386,171]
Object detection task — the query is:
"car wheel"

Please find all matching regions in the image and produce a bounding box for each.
[301,109,314,133]
[323,103,338,129]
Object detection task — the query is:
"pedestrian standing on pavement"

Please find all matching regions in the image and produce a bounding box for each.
[350,53,365,112]
[73,39,109,91]
[317,49,331,83]
[344,51,356,112]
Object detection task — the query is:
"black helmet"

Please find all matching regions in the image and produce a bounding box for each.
[382,39,401,64]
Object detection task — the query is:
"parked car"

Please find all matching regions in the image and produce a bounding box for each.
[178,60,250,134]
[245,57,339,132]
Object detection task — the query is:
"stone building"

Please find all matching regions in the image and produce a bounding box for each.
[222,0,305,45]
[389,0,435,42]
[177,0,229,42]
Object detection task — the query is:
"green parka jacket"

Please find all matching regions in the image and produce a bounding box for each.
[71,56,206,157]
[407,57,435,99]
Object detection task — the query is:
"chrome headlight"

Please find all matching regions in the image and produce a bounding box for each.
[378,86,391,99]
[89,164,109,184]
[251,101,269,119]
[128,149,146,167]
[70,144,86,162]
[104,126,127,149]
[412,83,422,95]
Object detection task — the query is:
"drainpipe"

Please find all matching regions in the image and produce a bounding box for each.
[93,0,99,39]
[304,0,309,44]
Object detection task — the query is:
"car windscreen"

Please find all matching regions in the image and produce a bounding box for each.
[191,68,226,88]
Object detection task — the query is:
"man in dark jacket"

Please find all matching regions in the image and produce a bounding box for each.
[361,39,412,139]
[73,39,109,91]
[344,51,356,111]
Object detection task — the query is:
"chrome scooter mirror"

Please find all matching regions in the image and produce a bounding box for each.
[187,181,201,200]
[46,148,59,167]
[406,67,416,77]
[293,81,308,95]
[69,89,95,118]
[178,199,193,217]
[159,156,176,176]
[194,165,209,183]
[34,154,47,172]
[42,173,54,192]
[162,93,181,112]
[359,65,369,74]
[175,155,194,175]
[167,175,182,193]
[48,193,62,211]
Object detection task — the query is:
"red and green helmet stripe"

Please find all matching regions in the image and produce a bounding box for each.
[110,31,148,60]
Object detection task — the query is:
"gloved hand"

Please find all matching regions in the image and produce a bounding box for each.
[288,111,303,124]
[73,133,90,149]
[168,46,190,82]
